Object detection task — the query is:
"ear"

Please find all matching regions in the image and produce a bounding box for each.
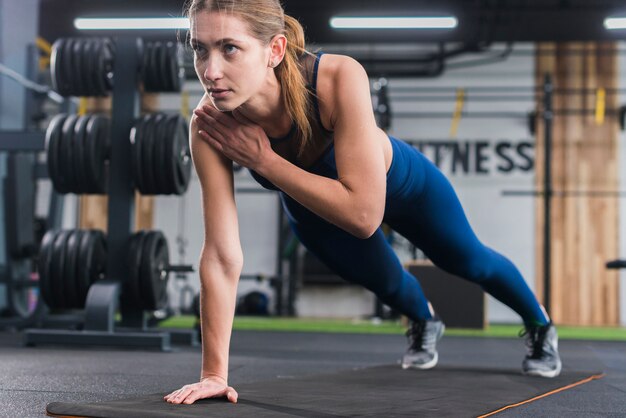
[268,34,287,68]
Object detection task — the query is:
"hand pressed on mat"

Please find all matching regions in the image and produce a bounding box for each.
[193,105,273,171]
[163,376,238,405]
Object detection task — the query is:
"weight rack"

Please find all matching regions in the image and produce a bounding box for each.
[23,37,196,351]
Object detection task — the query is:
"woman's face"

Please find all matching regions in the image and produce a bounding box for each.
[190,11,271,111]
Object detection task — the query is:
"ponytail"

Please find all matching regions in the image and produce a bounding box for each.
[276,14,313,156]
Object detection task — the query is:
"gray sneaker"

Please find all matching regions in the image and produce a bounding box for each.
[401,318,445,370]
[520,322,562,378]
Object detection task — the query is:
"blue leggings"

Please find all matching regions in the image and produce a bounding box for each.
[280,136,549,327]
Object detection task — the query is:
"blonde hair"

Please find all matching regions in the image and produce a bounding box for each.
[184,0,314,155]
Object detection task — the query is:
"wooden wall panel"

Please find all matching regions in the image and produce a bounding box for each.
[535,43,620,325]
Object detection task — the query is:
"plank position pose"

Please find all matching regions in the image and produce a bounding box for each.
[165,0,562,405]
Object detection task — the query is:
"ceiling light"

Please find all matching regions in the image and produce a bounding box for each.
[74,18,189,30]
[604,17,626,30]
[329,16,458,30]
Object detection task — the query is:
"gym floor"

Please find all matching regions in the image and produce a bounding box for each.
[1,328,625,417]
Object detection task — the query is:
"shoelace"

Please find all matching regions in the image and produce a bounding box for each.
[406,321,426,351]
[519,326,547,359]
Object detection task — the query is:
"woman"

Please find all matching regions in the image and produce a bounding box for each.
[164,0,561,405]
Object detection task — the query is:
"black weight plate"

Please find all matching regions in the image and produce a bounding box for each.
[171,116,185,195]
[153,113,169,194]
[73,115,90,194]
[88,230,107,290]
[153,235,170,310]
[138,114,155,194]
[140,231,168,311]
[50,39,66,95]
[130,117,144,191]
[142,113,160,194]
[147,41,157,92]
[139,231,158,310]
[95,116,111,193]
[45,114,68,193]
[92,39,106,96]
[60,114,79,193]
[85,115,109,194]
[82,39,97,97]
[127,231,146,308]
[167,42,182,92]
[151,41,162,92]
[63,38,76,96]
[175,117,192,194]
[163,115,179,194]
[72,39,85,96]
[157,42,170,92]
[50,230,71,309]
[76,230,93,307]
[142,41,151,91]
[84,115,100,192]
[102,38,115,92]
[64,230,81,309]
[37,230,57,308]
[162,42,173,92]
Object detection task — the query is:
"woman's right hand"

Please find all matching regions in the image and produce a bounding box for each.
[163,376,238,405]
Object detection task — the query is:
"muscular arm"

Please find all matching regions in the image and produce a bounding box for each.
[255,55,388,239]
[191,94,243,383]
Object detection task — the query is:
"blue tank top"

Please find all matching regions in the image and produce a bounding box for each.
[248,52,335,191]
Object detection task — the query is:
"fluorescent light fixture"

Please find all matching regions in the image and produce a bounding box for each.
[74,17,189,30]
[604,17,626,30]
[330,16,458,30]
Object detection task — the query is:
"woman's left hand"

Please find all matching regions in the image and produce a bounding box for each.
[193,105,273,171]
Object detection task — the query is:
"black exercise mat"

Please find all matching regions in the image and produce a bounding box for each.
[46,365,604,418]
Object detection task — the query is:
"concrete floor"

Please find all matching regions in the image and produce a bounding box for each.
[0,328,625,417]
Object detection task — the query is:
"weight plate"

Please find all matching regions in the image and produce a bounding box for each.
[127,231,146,308]
[168,42,182,92]
[153,234,170,310]
[88,230,107,290]
[140,231,169,311]
[84,115,100,192]
[73,115,90,194]
[63,38,76,96]
[153,113,169,194]
[157,41,170,92]
[163,115,179,194]
[139,231,158,310]
[141,113,159,194]
[50,39,66,95]
[45,114,67,193]
[143,42,155,92]
[37,230,57,308]
[92,39,106,96]
[60,114,79,193]
[175,116,192,194]
[150,41,161,92]
[101,38,115,93]
[96,116,111,193]
[73,39,85,96]
[82,39,97,97]
[64,230,81,309]
[50,230,71,309]
[76,230,92,307]
[85,115,109,194]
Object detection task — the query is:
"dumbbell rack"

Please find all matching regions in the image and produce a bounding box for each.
[23,37,196,351]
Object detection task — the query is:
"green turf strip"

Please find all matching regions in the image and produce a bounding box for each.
[157,315,626,341]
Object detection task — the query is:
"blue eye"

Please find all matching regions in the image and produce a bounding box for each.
[224,44,238,55]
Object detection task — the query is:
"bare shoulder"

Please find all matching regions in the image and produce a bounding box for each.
[314,53,369,129]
